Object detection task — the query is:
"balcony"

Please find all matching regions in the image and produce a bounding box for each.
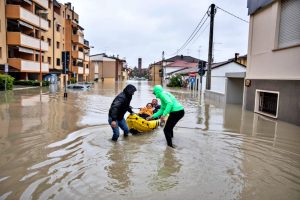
[33,0,48,9]
[84,55,89,62]
[72,34,84,44]
[7,32,48,51]
[72,51,84,60]
[84,68,89,75]
[73,66,84,74]
[6,5,48,31]
[8,58,49,73]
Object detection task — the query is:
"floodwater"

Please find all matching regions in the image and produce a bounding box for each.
[0,81,299,200]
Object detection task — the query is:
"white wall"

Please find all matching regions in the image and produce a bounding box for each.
[247,1,300,80]
[201,62,246,94]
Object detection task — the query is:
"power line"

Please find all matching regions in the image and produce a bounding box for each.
[216,6,249,23]
[171,6,211,56]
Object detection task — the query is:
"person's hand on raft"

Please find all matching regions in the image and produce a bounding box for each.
[146,116,152,121]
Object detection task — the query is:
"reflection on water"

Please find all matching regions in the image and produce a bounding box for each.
[0,81,299,200]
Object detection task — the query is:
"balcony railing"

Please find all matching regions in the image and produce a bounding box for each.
[6,5,48,31]
[72,51,84,60]
[84,68,89,75]
[33,0,48,9]
[73,66,84,74]
[8,58,49,72]
[7,32,48,51]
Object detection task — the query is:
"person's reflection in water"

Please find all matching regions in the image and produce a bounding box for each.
[105,143,131,191]
[150,147,182,191]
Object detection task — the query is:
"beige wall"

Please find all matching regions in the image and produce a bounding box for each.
[247,1,300,80]
[103,61,116,78]
[0,0,7,64]
[150,64,162,82]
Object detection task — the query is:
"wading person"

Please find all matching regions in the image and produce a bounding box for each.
[108,84,137,141]
[147,85,184,148]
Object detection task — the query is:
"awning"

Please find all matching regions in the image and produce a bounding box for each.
[18,20,34,29]
[18,46,34,54]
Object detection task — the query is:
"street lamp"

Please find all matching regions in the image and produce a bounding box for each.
[37,10,48,87]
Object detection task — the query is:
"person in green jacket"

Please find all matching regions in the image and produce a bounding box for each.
[147,85,185,148]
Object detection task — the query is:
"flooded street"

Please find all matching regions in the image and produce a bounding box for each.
[0,81,300,200]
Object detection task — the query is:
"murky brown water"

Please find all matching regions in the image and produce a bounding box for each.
[0,81,299,200]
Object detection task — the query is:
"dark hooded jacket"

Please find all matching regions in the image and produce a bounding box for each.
[108,84,136,121]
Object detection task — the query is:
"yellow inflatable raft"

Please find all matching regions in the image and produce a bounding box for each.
[126,114,160,133]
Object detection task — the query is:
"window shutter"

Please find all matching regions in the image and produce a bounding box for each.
[278,0,300,48]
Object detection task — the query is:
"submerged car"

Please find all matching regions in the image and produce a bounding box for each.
[67,83,91,90]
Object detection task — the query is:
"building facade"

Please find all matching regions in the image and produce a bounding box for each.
[0,0,90,83]
[90,53,128,82]
[245,0,300,125]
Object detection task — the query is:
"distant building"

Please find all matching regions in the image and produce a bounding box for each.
[245,0,300,125]
[90,53,128,82]
[149,55,205,83]
[138,58,142,76]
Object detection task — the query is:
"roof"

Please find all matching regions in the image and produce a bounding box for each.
[168,67,198,75]
[165,55,205,63]
[168,60,246,75]
[166,60,198,68]
[208,60,246,70]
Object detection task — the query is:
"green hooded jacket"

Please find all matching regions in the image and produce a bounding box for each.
[152,85,184,119]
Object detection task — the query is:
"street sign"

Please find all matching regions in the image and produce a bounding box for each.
[190,77,195,83]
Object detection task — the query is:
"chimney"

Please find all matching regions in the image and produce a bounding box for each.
[234,53,239,61]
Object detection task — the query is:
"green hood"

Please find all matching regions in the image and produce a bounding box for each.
[153,85,163,97]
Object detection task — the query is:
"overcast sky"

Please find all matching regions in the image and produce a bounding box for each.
[60,0,249,68]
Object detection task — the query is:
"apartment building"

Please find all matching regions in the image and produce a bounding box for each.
[0,0,90,82]
[245,0,300,125]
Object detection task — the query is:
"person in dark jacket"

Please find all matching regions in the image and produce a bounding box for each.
[108,84,137,141]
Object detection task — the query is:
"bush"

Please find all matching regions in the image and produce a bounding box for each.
[167,74,183,87]
[14,80,49,87]
[70,77,76,84]
[0,74,15,90]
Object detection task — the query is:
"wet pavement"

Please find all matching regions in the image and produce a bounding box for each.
[0,81,299,200]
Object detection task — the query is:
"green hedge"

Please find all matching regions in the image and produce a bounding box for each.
[167,74,183,87]
[0,74,15,90]
[14,80,50,87]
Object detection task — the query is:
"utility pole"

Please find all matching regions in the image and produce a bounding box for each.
[161,51,165,86]
[206,4,216,90]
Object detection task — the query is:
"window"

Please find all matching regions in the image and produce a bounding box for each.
[56,42,60,49]
[47,38,51,46]
[56,24,61,32]
[35,54,39,61]
[48,57,51,64]
[42,55,44,62]
[41,36,44,41]
[63,11,65,18]
[56,58,60,66]
[67,14,70,19]
[48,20,51,28]
[48,1,51,8]
[0,20,1,32]
[255,90,279,118]
[278,0,300,48]
[0,47,2,59]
